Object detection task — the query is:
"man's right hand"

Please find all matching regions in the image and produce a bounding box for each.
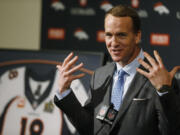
[56,52,85,94]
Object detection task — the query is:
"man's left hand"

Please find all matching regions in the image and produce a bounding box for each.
[136,50,180,91]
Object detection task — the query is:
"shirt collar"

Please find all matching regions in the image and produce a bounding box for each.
[116,49,144,76]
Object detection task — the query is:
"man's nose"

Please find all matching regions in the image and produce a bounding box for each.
[111,36,119,47]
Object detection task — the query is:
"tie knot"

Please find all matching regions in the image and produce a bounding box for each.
[118,69,127,79]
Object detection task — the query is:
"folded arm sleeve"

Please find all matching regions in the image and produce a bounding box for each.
[159,78,180,135]
[54,91,93,135]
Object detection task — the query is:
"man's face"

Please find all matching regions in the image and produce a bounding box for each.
[105,14,141,66]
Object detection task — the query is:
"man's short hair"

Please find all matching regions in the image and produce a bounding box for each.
[105,5,141,33]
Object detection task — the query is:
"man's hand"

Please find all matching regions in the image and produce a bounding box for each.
[56,52,85,94]
[170,65,180,78]
[136,50,180,91]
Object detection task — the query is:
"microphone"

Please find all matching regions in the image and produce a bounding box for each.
[96,104,118,125]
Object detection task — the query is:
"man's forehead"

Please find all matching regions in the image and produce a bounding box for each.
[104,15,134,30]
[105,14,133,22]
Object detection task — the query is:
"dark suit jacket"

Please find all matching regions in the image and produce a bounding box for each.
[54,62,180,135]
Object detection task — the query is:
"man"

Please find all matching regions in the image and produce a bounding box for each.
[54,5,180,135]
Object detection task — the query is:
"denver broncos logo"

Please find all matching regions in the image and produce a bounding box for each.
[154,2,170,15]
[51,1,65,11]
[100,1,113,12]
[74,29,89,40]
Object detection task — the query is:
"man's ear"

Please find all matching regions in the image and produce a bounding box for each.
[135,30,141,44]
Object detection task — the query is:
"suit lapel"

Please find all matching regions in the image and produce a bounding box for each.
[110,71,148,131]
[93,62,115,90]
[102,63,116,106]
[93,62,115,107]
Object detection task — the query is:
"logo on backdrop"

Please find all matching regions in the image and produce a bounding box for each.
[48,28,65,40]
[150,33,170,46]
[154,2,170,15]
[131,0,140,8]
[137,9,148,18]
[97,30,105,42]
[79,0,88,7]
[130,0,148,18]
[177,11,180,20]
[100,1,113,12]
[70,8,95,16]
[74,28,89,40]
[70,0,95,16]
[51,0,65,11]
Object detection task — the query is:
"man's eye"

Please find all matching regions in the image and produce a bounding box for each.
[117,33,127,37]
[105,34,111,37]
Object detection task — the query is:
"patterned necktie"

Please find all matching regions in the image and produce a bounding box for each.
[111,69,127,111]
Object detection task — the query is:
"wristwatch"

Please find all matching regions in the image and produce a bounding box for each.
[158,85,172,93]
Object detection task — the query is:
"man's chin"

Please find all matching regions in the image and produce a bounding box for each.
[111,57,122,63]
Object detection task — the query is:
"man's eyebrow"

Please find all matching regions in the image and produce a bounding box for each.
[116,32,127,35]
[105,32,112,35]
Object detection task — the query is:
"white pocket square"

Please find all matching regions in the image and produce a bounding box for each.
[133,98,148,101]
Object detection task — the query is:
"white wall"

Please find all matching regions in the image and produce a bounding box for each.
[0,0,41,50]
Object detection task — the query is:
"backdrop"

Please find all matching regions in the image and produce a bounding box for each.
[41,0,180,72]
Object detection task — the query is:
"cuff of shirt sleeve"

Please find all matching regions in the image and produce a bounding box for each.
[55,89,71,100]
[157,91,168,96]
